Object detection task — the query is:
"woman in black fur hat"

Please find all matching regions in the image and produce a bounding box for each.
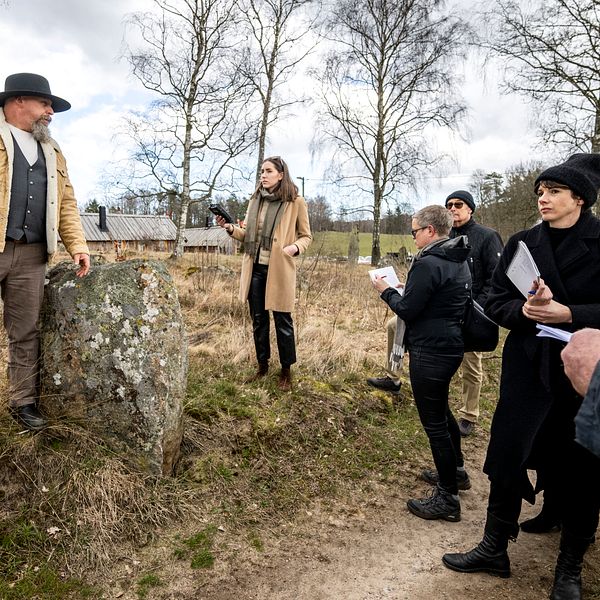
[442,153,600,600]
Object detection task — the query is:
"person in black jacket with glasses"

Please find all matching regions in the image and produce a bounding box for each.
[372,204,471,522]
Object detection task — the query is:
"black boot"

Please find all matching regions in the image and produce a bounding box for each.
[10,404,48,431]
[520,498,561,534]
[277,367,292,391]
[244,362,269,383]
[442,512,518,578]
[549,530,592,600]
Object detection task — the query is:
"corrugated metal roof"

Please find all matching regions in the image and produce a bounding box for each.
[78,213,177,242]
[183,227,233,247]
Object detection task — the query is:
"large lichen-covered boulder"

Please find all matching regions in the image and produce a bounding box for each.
[40,259,187,476]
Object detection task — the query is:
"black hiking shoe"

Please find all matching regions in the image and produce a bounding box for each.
[366,376,401,393]
[420,468,472,491]
[407,486,461,522]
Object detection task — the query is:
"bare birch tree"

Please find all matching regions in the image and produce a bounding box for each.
[480,0,600,154]
[238,0,320,183]
[312,0,467,265]
[122,0,257,257]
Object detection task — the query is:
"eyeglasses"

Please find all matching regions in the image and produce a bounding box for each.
[411,226,429,238]
[446,201,465,209]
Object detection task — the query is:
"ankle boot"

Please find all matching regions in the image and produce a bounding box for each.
[244,362,269,383]
[277,367,292,391]
[442,512,518,578]
[520,499,561,534]
[550,530,592,600]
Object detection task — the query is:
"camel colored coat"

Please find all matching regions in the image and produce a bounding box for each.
[230,195,312,312]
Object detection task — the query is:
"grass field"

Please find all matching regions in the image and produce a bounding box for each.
[306,231,415,258]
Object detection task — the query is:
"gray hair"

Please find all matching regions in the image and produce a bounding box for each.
[413,204,453,236]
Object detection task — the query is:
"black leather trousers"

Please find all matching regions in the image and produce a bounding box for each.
[248,264,296,368]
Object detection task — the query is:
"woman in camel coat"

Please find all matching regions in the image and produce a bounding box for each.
[217,156,312,389]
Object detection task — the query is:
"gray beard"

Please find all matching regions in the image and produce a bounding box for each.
[31,120,51,143]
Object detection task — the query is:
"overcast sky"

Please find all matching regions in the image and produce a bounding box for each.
[1,0,548,213]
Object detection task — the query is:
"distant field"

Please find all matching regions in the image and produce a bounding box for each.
[306,231,415,257]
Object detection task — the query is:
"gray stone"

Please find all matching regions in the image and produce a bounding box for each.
[40,259,187,476]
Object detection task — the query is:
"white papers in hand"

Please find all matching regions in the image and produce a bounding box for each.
[536,324,572,343]
[369,266,402,292]
[506,240,541,298]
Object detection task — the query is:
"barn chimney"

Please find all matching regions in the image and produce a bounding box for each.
[99,206,109,232]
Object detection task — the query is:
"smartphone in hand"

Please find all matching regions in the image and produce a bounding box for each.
[208,203,234,224]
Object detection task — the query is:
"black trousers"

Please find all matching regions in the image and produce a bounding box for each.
[488,437,600,539]
[409,347,464,494]
[248,264,296,368]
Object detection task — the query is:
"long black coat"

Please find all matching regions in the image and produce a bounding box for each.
[484,211,600,501]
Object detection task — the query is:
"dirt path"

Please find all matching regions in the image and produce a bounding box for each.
[192,447,556,600]
[110,432,598,600]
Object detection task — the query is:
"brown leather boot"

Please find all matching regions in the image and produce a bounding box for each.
[244,362,269,383]
[277,367,292,391]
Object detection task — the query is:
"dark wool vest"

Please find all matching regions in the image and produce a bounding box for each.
[6,136,47,243]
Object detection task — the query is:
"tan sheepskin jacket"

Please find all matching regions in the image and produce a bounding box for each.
[0,107,89,258]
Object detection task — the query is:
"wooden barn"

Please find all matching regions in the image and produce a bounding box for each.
[65,209,177,254]
[183,226,238,254]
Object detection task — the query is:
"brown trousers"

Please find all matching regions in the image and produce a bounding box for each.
[0,242,47,407]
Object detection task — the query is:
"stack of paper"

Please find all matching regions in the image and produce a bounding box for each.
[536,324,572,343]
[506,241,540,298]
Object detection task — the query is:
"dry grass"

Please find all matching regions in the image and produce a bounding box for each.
[0,251,437,596]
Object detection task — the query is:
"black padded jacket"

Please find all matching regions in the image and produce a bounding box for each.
[381,236,471,351]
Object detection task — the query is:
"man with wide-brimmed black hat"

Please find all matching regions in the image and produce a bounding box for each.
[0,72,89,431]
[442,153,600,600]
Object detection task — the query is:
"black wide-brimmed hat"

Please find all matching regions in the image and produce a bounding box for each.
[0,72,71,112]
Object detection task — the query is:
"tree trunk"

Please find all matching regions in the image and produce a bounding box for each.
[255,97,270,184]
[371,190,381,266]
[591,104,600,154]
[255,22,280,184]
[173,197,189,258]
[371,77,385,267]
[173,109,194,259]
[592,105,600,217]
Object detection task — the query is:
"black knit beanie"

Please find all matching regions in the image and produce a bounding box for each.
[534,153,600,209]
[445,190,475,213]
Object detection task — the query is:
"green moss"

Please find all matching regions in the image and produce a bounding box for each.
[174,525,218,570]
[0,565,98,599]
[137,573,163,599]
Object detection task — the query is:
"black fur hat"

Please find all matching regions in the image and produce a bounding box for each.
[534,153,600,209]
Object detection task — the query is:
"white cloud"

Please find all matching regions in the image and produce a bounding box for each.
[1,0,548,212]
